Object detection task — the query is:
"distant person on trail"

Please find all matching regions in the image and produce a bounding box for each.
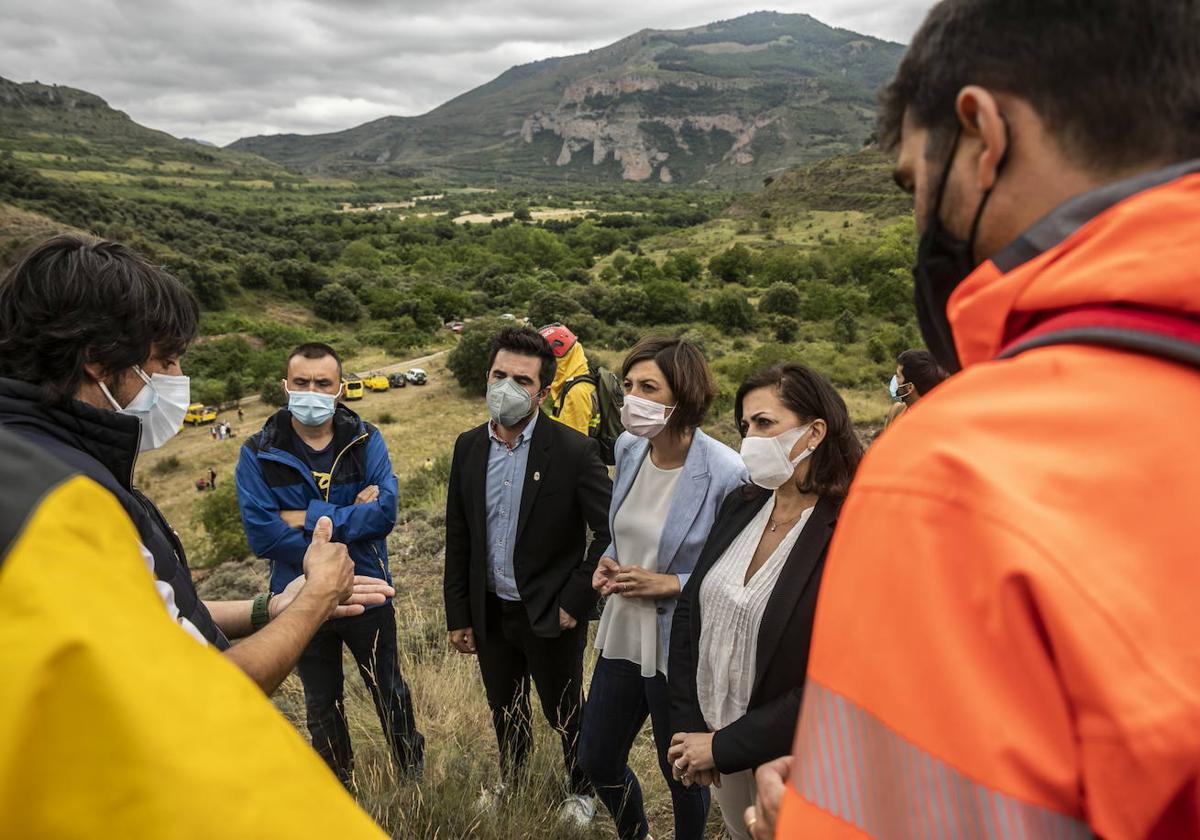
[538,322,595,437]
[236,342,424,785]
[238,406,245,423]
[0,427,389,839]
[211,425,218,440]
[759,2,1200,839]
[0,235,389,697]
[208,466,217,489]
[882,348,948,430]
[443,327,612,826]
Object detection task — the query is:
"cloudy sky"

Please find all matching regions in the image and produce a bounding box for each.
[0,1,933,146]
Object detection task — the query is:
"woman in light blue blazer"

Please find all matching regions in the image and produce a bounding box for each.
[578,336,747,840]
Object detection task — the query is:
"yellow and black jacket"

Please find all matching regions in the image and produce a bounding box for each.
[0,428,385,838]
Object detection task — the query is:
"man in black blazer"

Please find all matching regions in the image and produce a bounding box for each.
[444,327,612,823]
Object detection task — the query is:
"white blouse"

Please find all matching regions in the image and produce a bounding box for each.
[594,456,683,677]
[697,498,813,731]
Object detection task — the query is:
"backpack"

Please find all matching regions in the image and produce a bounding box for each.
[556,362,624,465]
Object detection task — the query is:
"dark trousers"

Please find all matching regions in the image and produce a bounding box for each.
[476,592,591,796]
[579,655,710,840]
[296,604,424,784]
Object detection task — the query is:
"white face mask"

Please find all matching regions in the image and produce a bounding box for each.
[620,393,674,439]
[100,366,191,451]
[740,423,815,490]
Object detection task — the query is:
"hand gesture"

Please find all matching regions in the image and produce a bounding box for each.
[301,516,354,607]
[559,607,578,629]
[355,484,380,504]
[593,556,620,594]
[614,566,680,600]
[271,575,396,620]
[449,626,476,654]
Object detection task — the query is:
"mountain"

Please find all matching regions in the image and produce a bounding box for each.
[230,11,904,187]
[0,76,285,175]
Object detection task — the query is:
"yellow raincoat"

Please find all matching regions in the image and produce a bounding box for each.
[546,341,595,437]
[0,430,385,839]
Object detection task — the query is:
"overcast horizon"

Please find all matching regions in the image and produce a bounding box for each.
[0,2,933,146]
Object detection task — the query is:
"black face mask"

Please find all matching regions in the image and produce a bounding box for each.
[912,128,1002,374]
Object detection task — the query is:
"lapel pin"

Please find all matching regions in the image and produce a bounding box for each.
[533,471,541,482]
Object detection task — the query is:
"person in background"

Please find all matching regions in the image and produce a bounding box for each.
[0,235,386,696]
[538,322,595,437]
[768,1,1200,838]
[0,427,389,839]
[236,342,424,785]
[579,336,746,840]
[208,466,218,490]
[443,327,612,826]
[668,363,862,840]
[883,348,948,430]
[238,406,245,423]
[211,425,218,441]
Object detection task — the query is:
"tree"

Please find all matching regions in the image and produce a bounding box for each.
[313,282,362,323]
[340,238,383,272]
[447,317,508,396]
[259,379,287,408]
[663,251,703,283]
[708,244,755,284]
[224,373,243,403]
[704,289,756,334]
[527,289,582,328]
[512,204,532,222]
[644,280,694,324]
[766,314,799,343]
[833,310,859,346]
[758,282,802,316]
[236,255,273,289]
[195,483,250,566]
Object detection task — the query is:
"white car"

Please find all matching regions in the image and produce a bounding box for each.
[405,368,428,385]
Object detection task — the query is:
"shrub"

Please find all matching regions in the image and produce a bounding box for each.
[703,289,756,334]
[447,317,508,395]
[708,244,755,284]
[195,483,251,567]
[377,411,397,425]
[758,282,802,316]
[152,454,182,476]
[259,378,287,408]
[314,282,363,323]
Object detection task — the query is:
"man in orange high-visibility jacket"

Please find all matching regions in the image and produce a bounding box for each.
[757,2,1200,839]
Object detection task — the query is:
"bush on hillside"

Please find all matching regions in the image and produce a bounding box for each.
[758,282,802,316]
[447,317,508,396]
[314,282,363,322]
[708,244,755,283]
[702,289,756,334]
[259,378,287,408]
[195,483,251,567]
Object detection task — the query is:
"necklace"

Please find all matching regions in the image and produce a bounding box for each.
[768,510,805,533]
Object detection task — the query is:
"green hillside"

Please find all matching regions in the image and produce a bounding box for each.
[229,12,903,187]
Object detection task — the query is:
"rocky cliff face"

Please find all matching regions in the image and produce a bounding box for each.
[230,12,906,187]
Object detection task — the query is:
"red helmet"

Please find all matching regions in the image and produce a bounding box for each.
[538,322,577,358]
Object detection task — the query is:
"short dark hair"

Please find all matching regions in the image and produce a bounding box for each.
[622,336,716,435]
[897,349,948,397]
[735,363,863,500]
[0,234,199,405]
[879,1,1200,171]
[488,327,556,390]
[287,342,342,379]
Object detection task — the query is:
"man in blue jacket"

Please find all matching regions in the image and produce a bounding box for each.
[236,342,423,784]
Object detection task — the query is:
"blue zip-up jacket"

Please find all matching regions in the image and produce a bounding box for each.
[235,405,396,601]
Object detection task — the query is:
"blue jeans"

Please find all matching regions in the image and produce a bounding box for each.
[579,655,710,840]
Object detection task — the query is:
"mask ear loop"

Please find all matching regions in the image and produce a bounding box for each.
[97,379,124,411]
[927,124,964,231]
[965,118,1011,261]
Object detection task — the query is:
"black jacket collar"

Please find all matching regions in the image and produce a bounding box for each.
[0,377,141,489]
[256,403,367,456]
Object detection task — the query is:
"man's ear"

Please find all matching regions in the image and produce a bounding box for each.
[82,361,106,384]
[955,85,1009,193]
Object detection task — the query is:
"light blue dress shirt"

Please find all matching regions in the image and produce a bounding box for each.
[485,410,538,601]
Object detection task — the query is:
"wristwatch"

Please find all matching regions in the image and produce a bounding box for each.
[251,592,274,632]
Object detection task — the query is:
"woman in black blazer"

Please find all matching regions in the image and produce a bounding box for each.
[666,363,863,840]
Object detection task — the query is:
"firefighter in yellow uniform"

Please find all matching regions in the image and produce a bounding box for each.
[538,323,596,437]
[0,428,386,839]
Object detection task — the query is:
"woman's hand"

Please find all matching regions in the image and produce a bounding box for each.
[668,731,717,784]
[593,556,620,594]
[613,566,681,599]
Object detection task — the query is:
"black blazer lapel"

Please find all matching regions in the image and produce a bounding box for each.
[514,417,552,545]
[751,494,839,698]
[466,426,491,539]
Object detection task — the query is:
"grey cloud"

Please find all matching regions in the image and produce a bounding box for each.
[0,0,933,145]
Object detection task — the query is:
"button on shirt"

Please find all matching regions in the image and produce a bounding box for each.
[485,411,538,601]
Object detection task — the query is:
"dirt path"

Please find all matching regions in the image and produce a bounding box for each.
[230,349,449,408]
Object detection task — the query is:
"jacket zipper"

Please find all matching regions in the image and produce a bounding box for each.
[325,432,369,502]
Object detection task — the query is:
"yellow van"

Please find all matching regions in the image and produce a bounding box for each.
[363,374,390,392]
[184,403,218,425]
[342,379,364,401]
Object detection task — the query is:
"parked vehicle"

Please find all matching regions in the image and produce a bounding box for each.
[363,374,390,392]
[405,368,428,386]
[445,320,464,334]
[184,403,218,425]
[387,373,408,389]
[342,378,364,400]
